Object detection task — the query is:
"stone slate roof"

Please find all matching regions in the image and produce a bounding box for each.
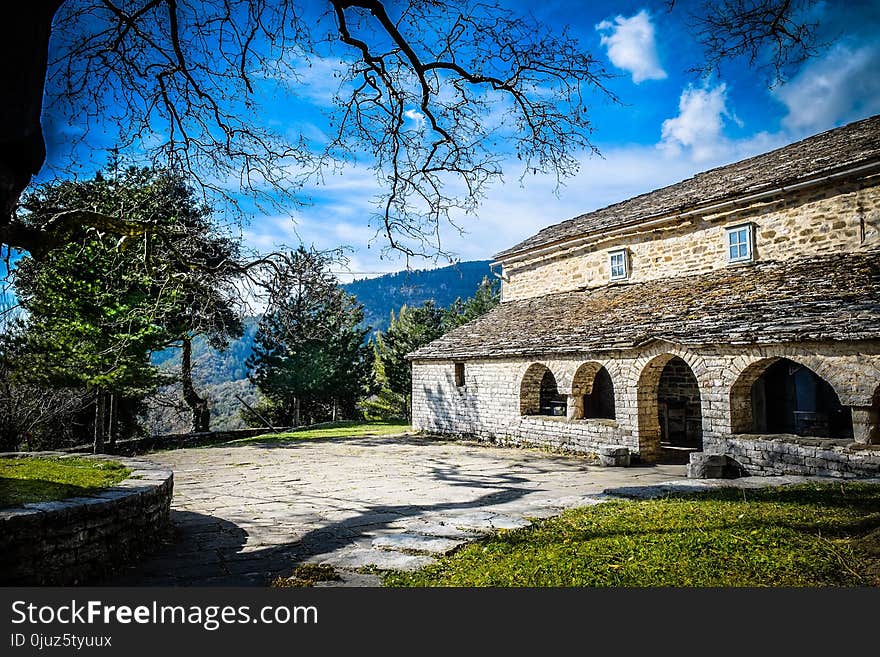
[495,114,880,260]
[409,252,880,360]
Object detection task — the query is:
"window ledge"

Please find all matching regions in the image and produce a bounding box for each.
[728,433,873,451]
[520,415,619,428]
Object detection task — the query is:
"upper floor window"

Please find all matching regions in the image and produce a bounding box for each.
[726,224,754,263]
[608,249,629,281]
[454,362,465,387]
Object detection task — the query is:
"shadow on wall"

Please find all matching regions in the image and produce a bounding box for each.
[420,365,487,437]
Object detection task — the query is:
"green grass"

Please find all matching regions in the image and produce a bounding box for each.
[0,456,131,508]
[222,420,412,445]
[272,564,341,587]
[384,483,880,587]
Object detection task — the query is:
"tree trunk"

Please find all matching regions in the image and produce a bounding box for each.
[0,2,65,237]
[107,392,116,447]
[181,336,210,433]
[294,397,301,428]
[93,390,106,454]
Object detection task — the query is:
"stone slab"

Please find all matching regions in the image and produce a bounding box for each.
[371,533,463,555]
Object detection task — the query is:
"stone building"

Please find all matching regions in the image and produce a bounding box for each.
[409,114,880,478]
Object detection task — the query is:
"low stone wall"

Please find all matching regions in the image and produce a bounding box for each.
[62,426,290,456]
[705,435,880,478]
[0,452,173,585]
[495,416,625,455]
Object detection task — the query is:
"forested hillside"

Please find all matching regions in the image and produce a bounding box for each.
[147,260,494,432]
[343,260,492,333]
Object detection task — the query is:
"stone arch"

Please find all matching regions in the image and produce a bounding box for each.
[637,353,703,461]
[729,357,854,439]
[571,361,603,395]
[571,361,616,420]
[520,363,566,416]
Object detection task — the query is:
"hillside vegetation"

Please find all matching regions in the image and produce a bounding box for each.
[146,260,494,434]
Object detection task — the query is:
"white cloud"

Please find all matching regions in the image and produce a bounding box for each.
[659,83,738,162]
[404,108,426,129]
[596,10,666,84]
[286,55,354,107]
[242,144,741,272]
[774,44,880,133]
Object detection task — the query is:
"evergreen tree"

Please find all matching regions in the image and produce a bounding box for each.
[12,166,243,448]
[374,301,446,420]
[246,247,371,426]
[372,277,499,419]
[443,276,500,330]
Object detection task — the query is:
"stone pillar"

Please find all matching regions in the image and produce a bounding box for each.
[566,394,584,421]
[850,406,879,445]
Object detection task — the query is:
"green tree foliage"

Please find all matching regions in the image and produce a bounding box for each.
[444,277,502,330]
[246,247,372,427]
[10,166,243,448]
[343,261,492,333]
[371,276,500,419]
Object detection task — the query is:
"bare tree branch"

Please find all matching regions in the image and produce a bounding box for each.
[683,0,823,84]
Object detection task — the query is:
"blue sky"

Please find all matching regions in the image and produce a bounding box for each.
[33,0,880,282]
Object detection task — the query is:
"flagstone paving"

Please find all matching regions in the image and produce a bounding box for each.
[105,434,822,587]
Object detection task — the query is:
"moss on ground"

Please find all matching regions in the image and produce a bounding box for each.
[272,564,341,587]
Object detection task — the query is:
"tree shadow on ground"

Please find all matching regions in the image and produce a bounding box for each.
[0,478,98,508]
[205,433,451,451]
[104,447,557,586]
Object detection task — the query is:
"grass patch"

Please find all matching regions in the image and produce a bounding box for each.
[222,420,411,446]
[272,564,341,587]
[384,483,880,587]
[0,456,131,509]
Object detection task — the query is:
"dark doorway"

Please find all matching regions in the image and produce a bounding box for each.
[584,366,616,419]
[751,359,853,439]
[539,370,567,416]
[657,356,703,450]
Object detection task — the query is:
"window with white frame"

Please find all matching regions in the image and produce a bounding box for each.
[608,249,628,280]
[726,224,754,263]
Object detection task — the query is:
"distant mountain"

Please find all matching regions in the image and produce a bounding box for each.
[152,316,260,385]
[148,260,493,432]
[342,260,493,333]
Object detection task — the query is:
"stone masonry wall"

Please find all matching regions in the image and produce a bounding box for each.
[708,435,880,479]
[0,453,173,585]
[502,180,880,302]
[411,340,880,475]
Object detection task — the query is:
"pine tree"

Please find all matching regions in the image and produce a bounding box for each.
[12,166,243,447]
[372,277,499,419]
[246,247,371,426]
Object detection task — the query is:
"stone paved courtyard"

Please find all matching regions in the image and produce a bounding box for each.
[108,434,820,586]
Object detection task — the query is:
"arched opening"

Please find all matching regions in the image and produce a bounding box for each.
[732,358,853,439]
[585,367,616,419]
[638,354,703,463]
[539,370,567,416]
[571,362,616,420]
[657,357,703,450]
[520,364,566,417]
